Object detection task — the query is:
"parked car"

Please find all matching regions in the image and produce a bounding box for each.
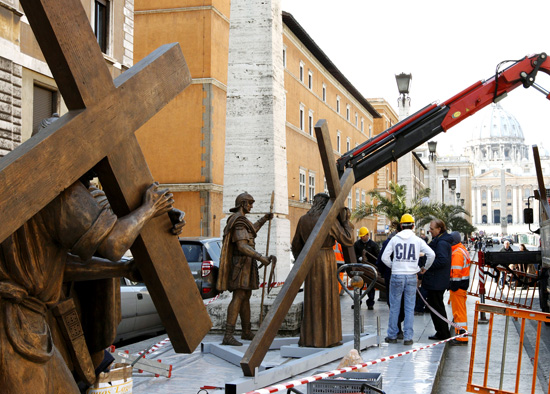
[179,237,222,299]
[501,236,514,245]
[116,276,164,342]
[492,237,500,245]
[116,237,222,342]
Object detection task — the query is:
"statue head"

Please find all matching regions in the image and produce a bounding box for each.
[308,193,330,215]
[230,192,255,213]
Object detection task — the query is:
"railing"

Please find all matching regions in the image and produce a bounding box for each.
[468,302,550,393]
[468,254,538,310]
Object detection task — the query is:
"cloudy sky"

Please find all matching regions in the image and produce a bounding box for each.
[280,0,550,156]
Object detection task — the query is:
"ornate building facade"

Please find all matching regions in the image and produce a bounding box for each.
[466,103,550,235]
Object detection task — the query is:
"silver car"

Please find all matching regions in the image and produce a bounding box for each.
[116,277,164,342]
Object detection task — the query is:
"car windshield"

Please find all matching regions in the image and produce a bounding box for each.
[204,240,221,261]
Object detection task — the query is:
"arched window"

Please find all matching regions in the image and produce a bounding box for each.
[493,189,500,200]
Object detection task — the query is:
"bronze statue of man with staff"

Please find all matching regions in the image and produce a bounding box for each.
[217,192,276,346]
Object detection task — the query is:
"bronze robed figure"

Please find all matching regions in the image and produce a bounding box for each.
[291,193,354,348]
[217,192,276,346]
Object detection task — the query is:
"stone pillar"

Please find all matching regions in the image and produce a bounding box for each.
[487,189,492,224]
[223,0,291,281]
[512,186,518,224]
[500,168,507,234]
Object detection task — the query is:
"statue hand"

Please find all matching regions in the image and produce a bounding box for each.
[168,208,186,235]
[124,259,143,283]
[264,213,274,221]
[268,255,277,266]
[143,182,174,218]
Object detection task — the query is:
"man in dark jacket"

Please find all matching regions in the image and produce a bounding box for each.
[354,227,380,310]
[425,219,453,340]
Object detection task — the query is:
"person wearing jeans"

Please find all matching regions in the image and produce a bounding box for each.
[381,214,435,345]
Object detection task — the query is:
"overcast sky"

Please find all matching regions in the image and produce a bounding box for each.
[280,0,550,156]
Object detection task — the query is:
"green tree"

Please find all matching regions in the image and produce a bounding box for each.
[351,181,433,230]
[417,202,476,236]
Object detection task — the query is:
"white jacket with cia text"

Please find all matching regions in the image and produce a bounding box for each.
[381,229,435,275]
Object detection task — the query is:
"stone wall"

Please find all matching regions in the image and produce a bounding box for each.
[0,56,21,157]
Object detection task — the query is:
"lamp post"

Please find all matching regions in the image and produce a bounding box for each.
[428,141,437,203]
[395,73,412,121]
[456,192,461,205]
[442,168,449,204]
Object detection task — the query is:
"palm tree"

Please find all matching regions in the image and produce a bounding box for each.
[417,202,476,236]
[351,181,433,230]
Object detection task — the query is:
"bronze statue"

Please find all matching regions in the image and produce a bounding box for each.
[291,193,354,348]
[0,175,175,392]
[217,192,276,346]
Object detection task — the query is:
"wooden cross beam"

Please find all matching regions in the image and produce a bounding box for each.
[0,0,211,352]
[240,119,355,376]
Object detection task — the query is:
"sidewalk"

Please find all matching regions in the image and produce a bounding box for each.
[122,277,545,393]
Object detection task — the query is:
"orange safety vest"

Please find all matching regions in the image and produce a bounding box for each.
[333,241,345,262]
[450,243,470,291]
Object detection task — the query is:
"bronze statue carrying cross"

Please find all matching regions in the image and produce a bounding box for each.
[0,0,211,352]
[241,120,356,376]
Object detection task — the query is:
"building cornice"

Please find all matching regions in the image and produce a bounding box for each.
[135,6,229,24]
[160,183,223,193]
[192,78,227,92]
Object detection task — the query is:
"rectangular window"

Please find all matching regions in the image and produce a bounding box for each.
[322,84,326,102]
[361,191,366,205]
[346,105,350,121]
[337,132,341,153]
[95,0,110,54]
[299,105,305,131]
[346,137,351,152]
[348,191,352,209]
[299,62,304,82]
[355,112,358,127]
[308,173,315,203]
[308,111,314,136]
[356,189,360,207]
[308,71,313,89]
[361,118,364,132]
[299,169,306,202]
[282,48,286,68]
[336,97,340,113]
[32,85,57,136]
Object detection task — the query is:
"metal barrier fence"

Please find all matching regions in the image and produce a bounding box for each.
[468,302,550,394]
[468,252,538,310]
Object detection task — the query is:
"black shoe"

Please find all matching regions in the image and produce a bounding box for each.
[428,334,448,340]
[449,339,468,346]
[403,339,413,345]
[368,305,374,310]
[384,337,397,343]
[397,331,404,339]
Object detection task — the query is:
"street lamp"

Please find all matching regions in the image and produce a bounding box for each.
[442,168,449,204]
[460,198,465,207]
[395,73,412,119]
[450,183,456,205]
[428,141,437,162]
[456,192,461,200]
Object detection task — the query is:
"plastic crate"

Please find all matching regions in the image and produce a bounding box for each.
[307,372,383,394]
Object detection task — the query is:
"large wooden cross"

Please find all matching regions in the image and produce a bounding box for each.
[241,120,356,376]
[0,0,211,352]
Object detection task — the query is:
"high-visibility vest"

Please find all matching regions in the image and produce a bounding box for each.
[450,243,470,290]
[334,241,345,263]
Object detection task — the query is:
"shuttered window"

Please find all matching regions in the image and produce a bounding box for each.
[32,85,56,136]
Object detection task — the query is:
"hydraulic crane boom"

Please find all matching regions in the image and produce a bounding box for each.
[337,52,550,182]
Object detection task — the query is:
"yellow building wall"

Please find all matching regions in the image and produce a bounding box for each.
[283,29,381,241]
[134,1,229,237]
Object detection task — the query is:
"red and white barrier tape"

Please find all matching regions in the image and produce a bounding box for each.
[203,293,221,305]
[416,287,464,333]
[136,337,171,357]
[246,333,468,394]
[259,281,285,289]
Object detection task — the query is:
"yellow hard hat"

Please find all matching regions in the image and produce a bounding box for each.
[358,227,369,237]
[400,213,415,224]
